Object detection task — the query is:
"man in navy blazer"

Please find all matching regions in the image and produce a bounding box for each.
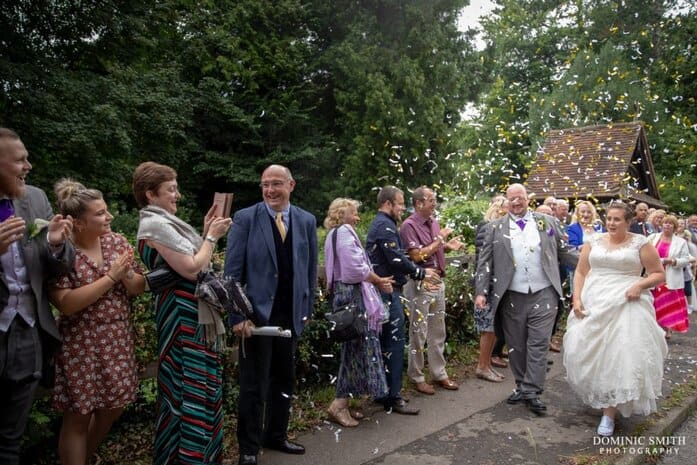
[0,128,74,464]
[224,164,317,465]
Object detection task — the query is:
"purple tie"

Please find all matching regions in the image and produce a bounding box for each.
[516,219,526,230]
[0,198,14,222]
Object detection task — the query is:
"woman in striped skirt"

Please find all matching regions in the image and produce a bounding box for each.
[649,214,691,338]
[133,162,231,464]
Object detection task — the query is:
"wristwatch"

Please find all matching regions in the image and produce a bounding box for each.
[205,235,217,243]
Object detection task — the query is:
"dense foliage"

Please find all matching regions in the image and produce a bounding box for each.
[459,0,697,213]
[0,0,478,219]
[4,0,697,462]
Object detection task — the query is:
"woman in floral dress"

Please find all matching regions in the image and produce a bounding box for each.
[50,179,145,465]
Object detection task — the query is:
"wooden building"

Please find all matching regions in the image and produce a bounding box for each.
[525,122,667,208]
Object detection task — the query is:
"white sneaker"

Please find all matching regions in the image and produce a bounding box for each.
[597,415,615,436]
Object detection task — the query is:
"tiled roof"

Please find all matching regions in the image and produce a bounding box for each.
[526,122,657,202]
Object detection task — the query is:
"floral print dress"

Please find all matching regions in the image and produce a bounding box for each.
[52,232,140,414]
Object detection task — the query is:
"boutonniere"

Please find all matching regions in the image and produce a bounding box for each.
[536,217,555,237]
[27,218,49,239]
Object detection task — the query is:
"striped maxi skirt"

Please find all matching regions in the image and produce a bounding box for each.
[652,284,690,333]
[140,242,224,464]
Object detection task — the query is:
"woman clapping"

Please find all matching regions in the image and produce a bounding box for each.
[49,179,145,465]
[133,162,231,465]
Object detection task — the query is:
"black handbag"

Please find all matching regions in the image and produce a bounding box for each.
[325,228,367,342]
[327,298,367,342]
[145,263,182,294]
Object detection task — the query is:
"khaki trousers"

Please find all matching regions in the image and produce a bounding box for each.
[404,279,448,384]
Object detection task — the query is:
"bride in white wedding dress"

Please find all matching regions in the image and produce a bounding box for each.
[563,202,668,437]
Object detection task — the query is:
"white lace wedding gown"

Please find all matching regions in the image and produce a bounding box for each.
[563,233,668,417]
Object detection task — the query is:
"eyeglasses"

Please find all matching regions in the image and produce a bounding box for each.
[260,181,287,190]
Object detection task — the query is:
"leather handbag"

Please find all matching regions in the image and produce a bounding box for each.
[325,228,367,342]
[145,263,182,294]
[327,298,367,342]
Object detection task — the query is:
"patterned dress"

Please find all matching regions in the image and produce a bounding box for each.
[138,241,223,465]
[333,282,389,399]
[53,232,139,414]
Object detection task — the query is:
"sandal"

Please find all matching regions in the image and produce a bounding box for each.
[491,356,508,368]
[349,409,364,420]
[327,405,359,427]
[490,368,506,379]
[475,368,504,383]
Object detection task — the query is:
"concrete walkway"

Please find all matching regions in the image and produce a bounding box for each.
[260,313,697,465]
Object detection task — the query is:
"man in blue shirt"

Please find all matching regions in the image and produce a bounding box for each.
[366,186,435,415]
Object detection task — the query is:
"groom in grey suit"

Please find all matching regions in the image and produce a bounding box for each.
[0,128,74,464]
[474,183,577,414]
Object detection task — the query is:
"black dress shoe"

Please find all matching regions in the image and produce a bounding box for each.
[239,454,257,465]
[526,398,547,414]
[265,439,306,455]
[389,398,420,415]
[506,390,525,404]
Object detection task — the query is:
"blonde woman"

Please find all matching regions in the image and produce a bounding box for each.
[567,201,605,248]
[49,179,145,465]
[647,209,666,234]
[473,196,509,381]
[324,198,393,427]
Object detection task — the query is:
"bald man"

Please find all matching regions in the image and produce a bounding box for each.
[474,184,577,415]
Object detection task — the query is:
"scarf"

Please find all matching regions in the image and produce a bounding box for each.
[325,225,385,333]
[137,205,226,349]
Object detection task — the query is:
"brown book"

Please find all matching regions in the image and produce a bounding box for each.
[212,192,234,218]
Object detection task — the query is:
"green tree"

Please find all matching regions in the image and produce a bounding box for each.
[310,0,481,203]
[464,0,697,212]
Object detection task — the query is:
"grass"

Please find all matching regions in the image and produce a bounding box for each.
[659,372,697,410]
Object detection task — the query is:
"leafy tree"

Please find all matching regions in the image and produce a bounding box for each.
[464,0,697,212]
[310,0,481,203]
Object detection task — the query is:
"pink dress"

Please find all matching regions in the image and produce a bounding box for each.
[651,240,689,332]
[52,232,140,414]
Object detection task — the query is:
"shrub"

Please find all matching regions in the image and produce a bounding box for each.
[439,197,489,251]
[443,260,477,344]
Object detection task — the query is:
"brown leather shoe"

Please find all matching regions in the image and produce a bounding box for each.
[435,378,459,390]
[414,382,435,395]
[491,356,508,368]
[549,341,561,353]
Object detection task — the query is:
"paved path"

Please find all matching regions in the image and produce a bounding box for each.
[260,313,697,465]
[656,408,697,465]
